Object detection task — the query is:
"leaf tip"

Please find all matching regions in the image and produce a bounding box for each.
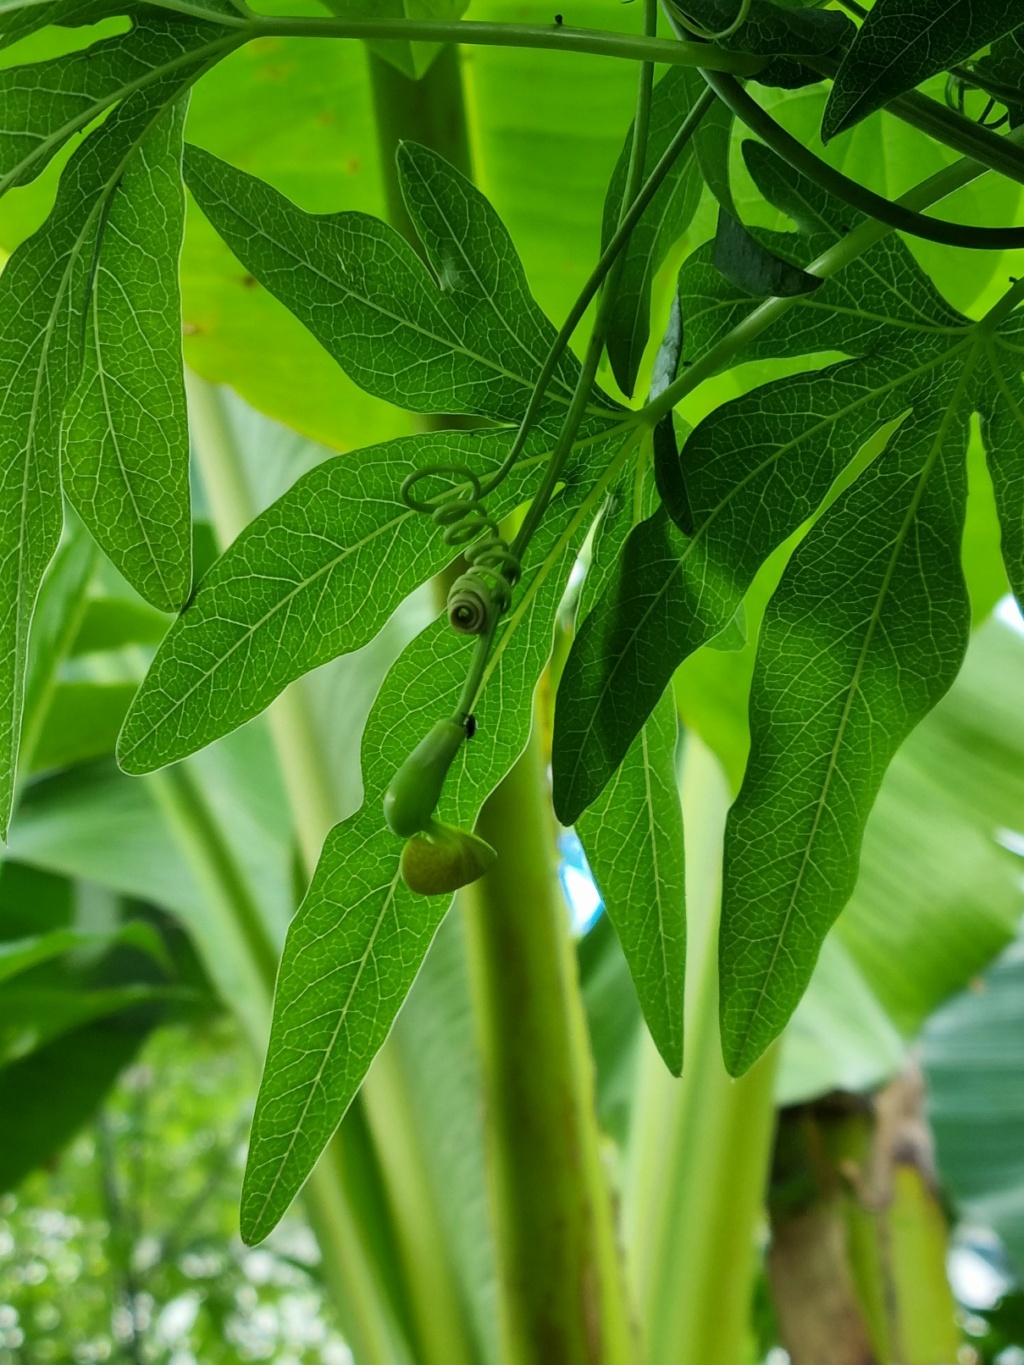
[720,1012,773,1080]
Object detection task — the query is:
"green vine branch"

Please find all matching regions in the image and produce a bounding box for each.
[642,124,1024,427]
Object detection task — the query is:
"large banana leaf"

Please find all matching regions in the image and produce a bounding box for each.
[922,935,1024,1281]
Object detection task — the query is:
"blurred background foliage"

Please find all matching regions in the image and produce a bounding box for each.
[1,0,1024,1359]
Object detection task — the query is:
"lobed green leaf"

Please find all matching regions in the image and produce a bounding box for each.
[720,372,973,1074]
[0,46,210,836]
[183,139,618,428]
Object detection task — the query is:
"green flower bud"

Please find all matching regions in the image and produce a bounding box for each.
[383,719,466,838]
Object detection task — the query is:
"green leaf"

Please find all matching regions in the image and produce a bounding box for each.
[240,432,623,1242]
[600,67,705,398]
[0,982,172,1066]
[70,594,169,654]
[0,1014,152,1191]
[0,921,169,983]
[0,17,236,201]
[822,0,1024,141]
[62,95,192,612]
[30,680,137,772]
[576,686,685,1075]
[0,63,207,837]
[183,139,615,426]
[551,142,1000,825]
[18,516,98,776]
[118,429,554,775]
[7,732,294,1048]
[719,388,973,1076]
[712,208,822,298]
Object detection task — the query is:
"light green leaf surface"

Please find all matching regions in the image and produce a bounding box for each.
[6,727,293,1046]
[18,517,98,777]
[0,982,174,1066]
[62,96,192,611]
[836,613,1024,1032]
[30,680,136,772]
[0,920,169,983]
[776,934,906,1107]
[577,686,685,1075]
[923,933,1024,1278]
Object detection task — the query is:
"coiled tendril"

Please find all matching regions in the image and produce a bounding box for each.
[402,463,522,635]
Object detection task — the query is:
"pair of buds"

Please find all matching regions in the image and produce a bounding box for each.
[383,718,496,895]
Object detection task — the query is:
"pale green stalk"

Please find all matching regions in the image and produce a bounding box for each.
[626,736,778,1365]
[461,730,637,1365]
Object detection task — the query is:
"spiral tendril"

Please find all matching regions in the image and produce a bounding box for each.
[402,463,522,635]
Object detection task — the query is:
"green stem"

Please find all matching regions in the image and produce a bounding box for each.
[478,84,714,506]
[366,46,473,247]
[461,730,636,1365]
[246,15,764,73]
[627,737,778,1365]
[642,125,1024,427]
[147,763,280,995]
[360,1045,480,1365]
[509,3,658,566]
[701,70,1024,248]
